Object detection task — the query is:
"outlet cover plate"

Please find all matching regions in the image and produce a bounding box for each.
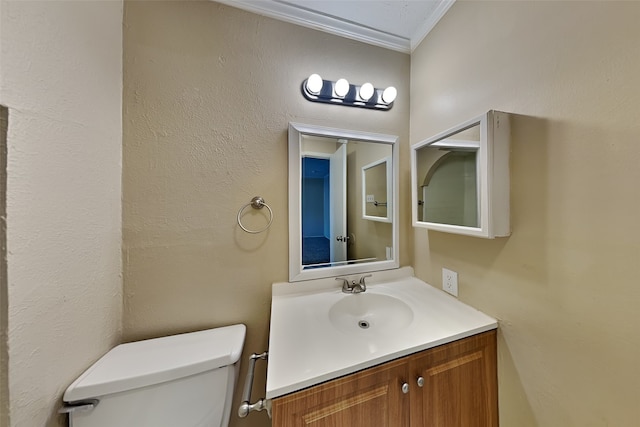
[442,268,458,297]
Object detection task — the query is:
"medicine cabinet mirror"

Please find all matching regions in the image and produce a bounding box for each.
[411,110,511,238]
[289,123,399,282]
[362,157,392,223]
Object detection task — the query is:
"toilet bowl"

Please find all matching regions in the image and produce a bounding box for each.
[61,324,246,427]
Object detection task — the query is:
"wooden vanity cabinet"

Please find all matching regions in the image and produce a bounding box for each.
[271,331,497,427]
[271,358,410,427]
[409,331,497,427]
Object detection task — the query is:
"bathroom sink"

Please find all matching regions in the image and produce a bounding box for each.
[328,293,414,334]
[268,268,499,398]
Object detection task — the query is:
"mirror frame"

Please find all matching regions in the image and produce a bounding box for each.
[361,156,392,223]
[288,122,399,282]
[411,110,510,238]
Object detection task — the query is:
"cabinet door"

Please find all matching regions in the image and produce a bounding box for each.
[409,331,498,427]
[272,359,410,427]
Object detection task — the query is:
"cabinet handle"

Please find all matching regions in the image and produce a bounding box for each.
[401,382,409,394]
[416,376,424,387]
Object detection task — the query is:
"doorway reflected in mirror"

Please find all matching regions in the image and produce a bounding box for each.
[302,157,330,265]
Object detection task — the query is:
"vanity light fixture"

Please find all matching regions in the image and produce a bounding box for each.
[382,86,397,104]
[359,82,374,101]
[305,73,324,95]
[334,78,350,98]
[301,74,396,110]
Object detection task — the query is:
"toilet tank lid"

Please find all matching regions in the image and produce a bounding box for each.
[63,324,246,402]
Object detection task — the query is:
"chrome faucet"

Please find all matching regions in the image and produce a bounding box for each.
[336,274,372,294]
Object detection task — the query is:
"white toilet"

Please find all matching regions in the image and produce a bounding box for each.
[61,324,246,427]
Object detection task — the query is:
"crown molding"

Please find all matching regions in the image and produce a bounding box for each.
[214,0,412,53]
[410,0,456,51]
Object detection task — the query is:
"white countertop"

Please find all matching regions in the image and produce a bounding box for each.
[266,267,497,399]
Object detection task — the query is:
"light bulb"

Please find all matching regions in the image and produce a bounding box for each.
[334,78,350,98]
[359,83,374,101]
[382,86,397,104]
[305,73,323,95]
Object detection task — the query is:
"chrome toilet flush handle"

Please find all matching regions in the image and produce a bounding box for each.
[59,399,99,414]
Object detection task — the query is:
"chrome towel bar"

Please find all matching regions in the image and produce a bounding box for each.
[238,351,270,418]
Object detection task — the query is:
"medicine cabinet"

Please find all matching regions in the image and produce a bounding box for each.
[362,156,392,223]
[411,110,510,238]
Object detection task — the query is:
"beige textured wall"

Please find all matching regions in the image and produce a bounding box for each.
[122,2,409,427]
[1,106,8,427]
[411,1,640,425]
[1,1,123,426]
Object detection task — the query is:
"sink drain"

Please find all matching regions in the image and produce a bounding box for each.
[358,320,370,329]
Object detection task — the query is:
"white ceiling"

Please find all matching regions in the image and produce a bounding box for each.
[214,0,456,53]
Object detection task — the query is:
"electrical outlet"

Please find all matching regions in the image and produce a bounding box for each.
[366,194,375,203]
[442,268,458,297]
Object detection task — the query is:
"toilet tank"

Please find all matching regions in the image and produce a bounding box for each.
[62,324,246,427]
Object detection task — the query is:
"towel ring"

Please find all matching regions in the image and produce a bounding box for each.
[237,196,273,234]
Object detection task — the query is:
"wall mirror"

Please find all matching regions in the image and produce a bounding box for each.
[289,123,399,282]
[411,110,510,238]
[362,156,391,223]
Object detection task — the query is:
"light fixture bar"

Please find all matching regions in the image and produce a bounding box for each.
[301,75,396,110]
